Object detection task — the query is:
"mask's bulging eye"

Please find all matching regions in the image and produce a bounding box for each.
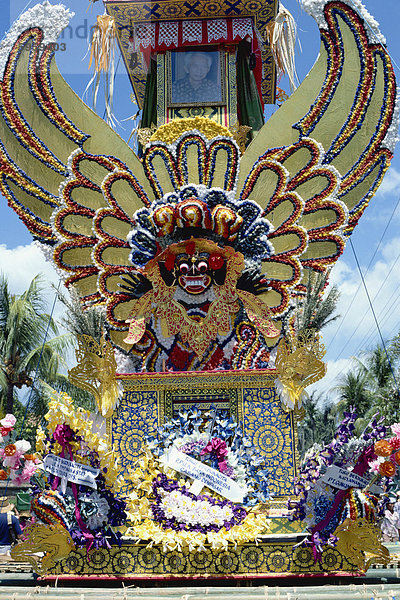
[197,260,208,274]
[179,262,190,275]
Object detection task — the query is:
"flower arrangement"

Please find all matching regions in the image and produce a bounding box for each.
[0,414,39,484]
[125,408,271,551]
[289,408,395,557]
[34,391,128,549]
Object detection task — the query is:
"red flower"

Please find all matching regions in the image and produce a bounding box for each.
[185,241,196,255]
[0,427,11,437]
[379,461,396,478]
[390,437,400,451]
[209,254,224,270]
[374,440,392,457]
[4,444,16,457]
[164,253,175,272]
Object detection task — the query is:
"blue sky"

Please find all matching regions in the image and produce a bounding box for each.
[0,0,400,401]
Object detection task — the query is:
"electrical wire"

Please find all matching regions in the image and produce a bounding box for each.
[349,238,400,394]
[338,247,400,359]
[327,196,400,356]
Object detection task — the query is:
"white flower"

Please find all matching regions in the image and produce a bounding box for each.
[14,439,31,453]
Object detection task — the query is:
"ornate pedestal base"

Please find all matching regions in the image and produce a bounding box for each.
[47,537,359,579]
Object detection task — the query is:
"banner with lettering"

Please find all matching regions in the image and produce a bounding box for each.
[43,454,99,489]
[164,447,247,503]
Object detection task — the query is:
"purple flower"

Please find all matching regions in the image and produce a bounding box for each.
[53,423,76,446]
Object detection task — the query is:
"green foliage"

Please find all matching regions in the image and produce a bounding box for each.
[297,392,336,457]
[55,286,106,343]
[295,271,341,334]
[0,274,101,447]
[0,273,72,414]
[333,342,400,429]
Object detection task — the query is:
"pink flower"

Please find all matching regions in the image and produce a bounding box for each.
[200,437,228,460]
[0,414,16,428]
[368,457,384,474]
[3,453,22,469]
[391,423,400,437]
[10,471,25,486]
[20,462,37,482]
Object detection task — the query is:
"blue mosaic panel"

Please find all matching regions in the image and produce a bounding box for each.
[112,390,158,495]
[243,386,297,498]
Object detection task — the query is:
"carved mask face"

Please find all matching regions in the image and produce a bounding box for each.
[159,248,226,294]
[176,254,212,294]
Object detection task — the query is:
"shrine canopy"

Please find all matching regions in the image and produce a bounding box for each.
[105,0,277,124]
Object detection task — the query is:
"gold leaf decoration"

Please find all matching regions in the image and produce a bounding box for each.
[275,330,326,412]
[69,334,120,418]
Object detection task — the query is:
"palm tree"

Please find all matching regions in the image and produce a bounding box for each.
[297,392,336,456]
[357,344,394,389]
[295,271,340,334]
[0,274,71,414]
[360,344,400,425]
[333,367,372,428]
[55,286,105,342]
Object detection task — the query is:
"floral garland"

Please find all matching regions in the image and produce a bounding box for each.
[125,407,271,551]
[0,414,38,485]
[289,409,397,557]
[34,391,128,549]
[152,473,246,533]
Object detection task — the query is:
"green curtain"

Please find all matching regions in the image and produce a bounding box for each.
[236,40,265,139]
[138,58,157,156]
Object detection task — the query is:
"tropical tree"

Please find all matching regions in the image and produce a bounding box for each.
[360,344,400,425]
[295,271,341,334]
[333,367,372,434]
[297,392,336,457]
[0,274,71,414]
[55,286,105,342]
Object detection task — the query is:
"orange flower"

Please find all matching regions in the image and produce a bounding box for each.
[0,469,7,480]
[4,444,16,457]
[374,440,392,457]
[24,454,35,461]
[394,451,400,465]
[379,461,396,478]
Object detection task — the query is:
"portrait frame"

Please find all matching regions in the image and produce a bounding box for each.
[167,48,226,107]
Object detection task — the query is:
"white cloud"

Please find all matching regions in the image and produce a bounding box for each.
[308,357,353,404]
[374,166,400,198]
[0,243,66,322]
[321,236,400,369]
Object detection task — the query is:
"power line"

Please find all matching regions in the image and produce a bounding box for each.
[328,196,400,357]
[349,238,400,394]
[348,249,400,356]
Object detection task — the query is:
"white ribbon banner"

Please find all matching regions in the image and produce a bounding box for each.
[164,447,247,503]
[321,465,376,491]
[43,454,100,490]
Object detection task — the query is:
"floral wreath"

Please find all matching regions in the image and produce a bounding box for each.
[34,392,128,549]
[290,409,400,559]
[125,407,271,551]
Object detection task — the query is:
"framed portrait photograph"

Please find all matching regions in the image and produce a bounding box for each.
[168,49,225,107]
